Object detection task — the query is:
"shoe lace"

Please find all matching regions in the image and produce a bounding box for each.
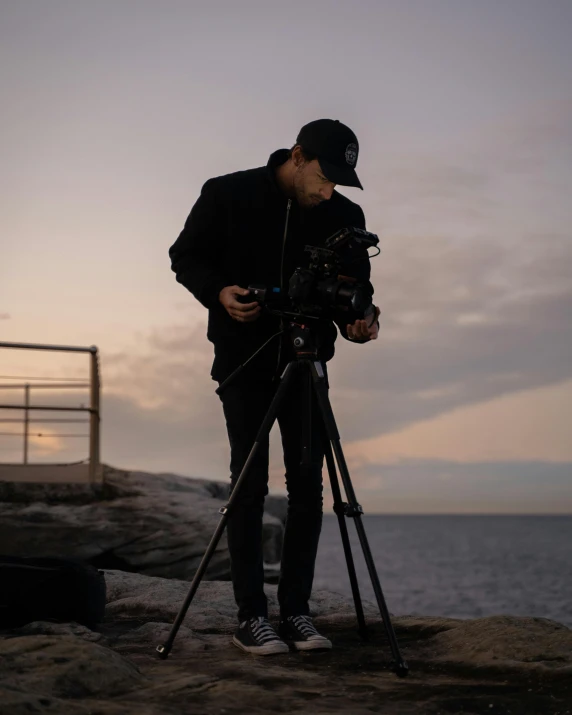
[290,615,320,637]
[248,617,281,644]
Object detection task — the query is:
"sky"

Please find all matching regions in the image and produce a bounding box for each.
[1,0,571,513]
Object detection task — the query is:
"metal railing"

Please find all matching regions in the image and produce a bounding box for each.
[0,341,101,484]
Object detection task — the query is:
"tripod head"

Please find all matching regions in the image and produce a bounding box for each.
[215,314,326,396]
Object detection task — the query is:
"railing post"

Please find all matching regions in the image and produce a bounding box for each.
[88,348,101,484]
[24,383,30,464]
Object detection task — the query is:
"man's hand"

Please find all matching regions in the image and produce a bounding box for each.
[347,305,380,341]
[219,285,262,322]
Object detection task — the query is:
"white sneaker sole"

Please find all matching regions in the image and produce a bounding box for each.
[231,635,290,656]
[290,638,332,651]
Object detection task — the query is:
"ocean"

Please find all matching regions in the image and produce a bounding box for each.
[313,514,572,627]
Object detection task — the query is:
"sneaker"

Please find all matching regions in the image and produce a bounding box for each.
[232,616,289,656]
[279,615,332,651]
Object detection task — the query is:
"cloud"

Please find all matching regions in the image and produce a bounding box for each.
[95,225,572,451]
[364,97,572,244]
[330,99,572,442]
[84,225,572,498]
[337,459,572,514]
[0,313,10,320]
[101,317,215,411]
[344,379,572,465]
[7,99,569,510]
[474,97,572,176]
[64,224,571,485]
[327,230,572,440]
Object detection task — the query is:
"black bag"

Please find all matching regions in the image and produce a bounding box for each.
[0,555,106,629]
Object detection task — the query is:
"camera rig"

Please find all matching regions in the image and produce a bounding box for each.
[239,226,380,325]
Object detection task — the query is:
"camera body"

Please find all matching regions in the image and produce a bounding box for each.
[239,227,379,324]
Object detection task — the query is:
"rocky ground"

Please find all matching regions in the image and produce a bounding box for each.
[1,468,571,713]
[1,570,571,715]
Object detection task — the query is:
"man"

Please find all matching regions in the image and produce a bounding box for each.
[169,119,380,656]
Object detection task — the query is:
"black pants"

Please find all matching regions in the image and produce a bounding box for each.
[218,364,328,622]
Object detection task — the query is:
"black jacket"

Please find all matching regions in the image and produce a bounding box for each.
[169,149,375,383]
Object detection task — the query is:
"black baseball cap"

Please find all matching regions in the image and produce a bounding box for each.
[296,118,363,190]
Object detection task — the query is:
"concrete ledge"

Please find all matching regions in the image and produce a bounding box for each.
[0,463,102,484]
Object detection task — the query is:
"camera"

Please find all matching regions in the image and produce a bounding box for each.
[239,227,379,325]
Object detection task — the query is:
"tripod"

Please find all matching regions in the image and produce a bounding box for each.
[156,320,409,677]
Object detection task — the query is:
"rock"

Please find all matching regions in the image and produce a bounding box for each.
[0,570,570,714]
[103,569,381,632]
[0,634,144,697]
[0,465,286,582]
[412,613,572,679]
[0,686,162,715]
[14,620,107,644]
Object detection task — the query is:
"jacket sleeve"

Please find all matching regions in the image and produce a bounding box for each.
[332,205,378,344]
[168,178,229,310]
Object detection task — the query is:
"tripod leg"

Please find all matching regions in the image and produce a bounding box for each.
[322,434,369,640]
[309,360,409,677]
[300,365,367,638]
[156,361,300,659]
[156,510,228,658]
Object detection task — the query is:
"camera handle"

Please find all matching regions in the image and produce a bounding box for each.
[156,321,408,678]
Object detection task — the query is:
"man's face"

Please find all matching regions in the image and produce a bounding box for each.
[292,154,336,210]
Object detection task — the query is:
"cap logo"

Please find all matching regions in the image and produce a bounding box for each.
[345,143,358,166]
